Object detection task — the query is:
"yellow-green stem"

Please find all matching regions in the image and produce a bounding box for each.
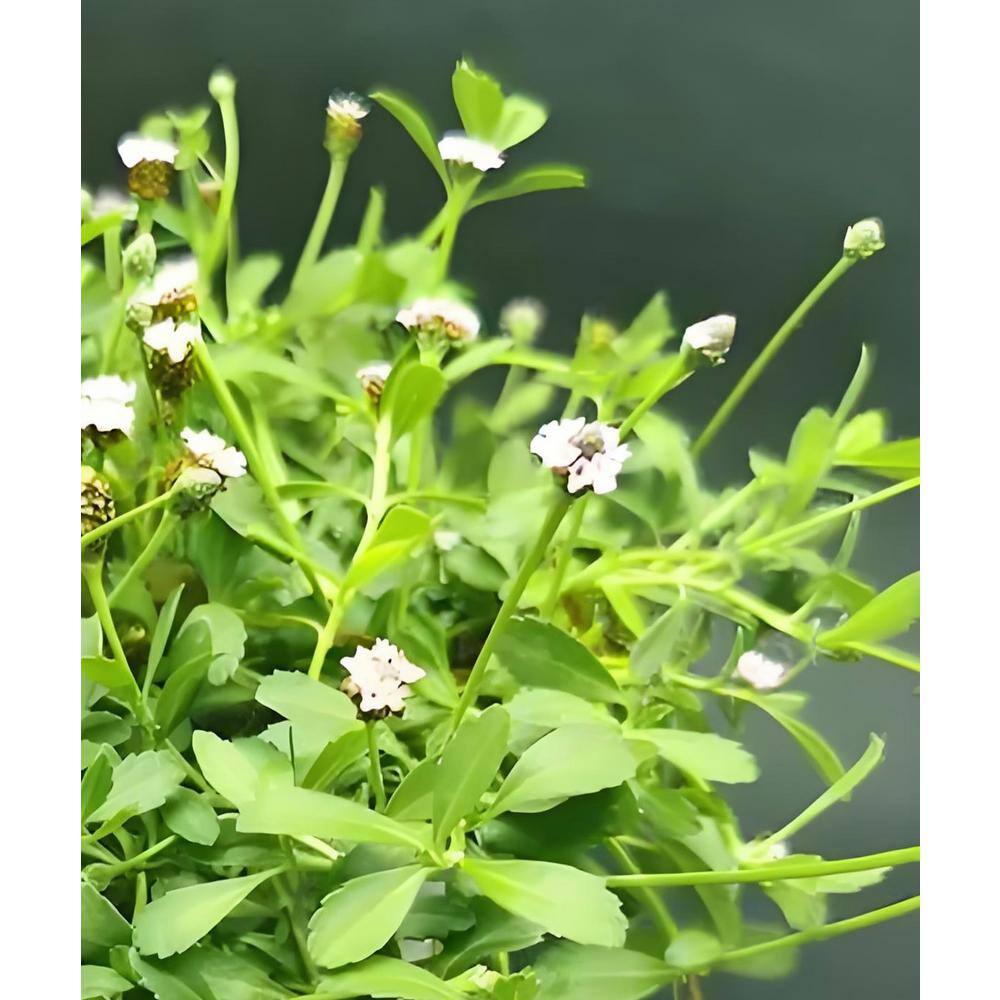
[293,153,350,288]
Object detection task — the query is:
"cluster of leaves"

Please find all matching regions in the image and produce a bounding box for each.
[81,61,919,1000]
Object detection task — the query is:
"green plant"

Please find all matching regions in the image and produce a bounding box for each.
[81,59,919,1000]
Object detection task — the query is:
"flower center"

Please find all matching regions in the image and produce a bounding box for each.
[570,427,606,459]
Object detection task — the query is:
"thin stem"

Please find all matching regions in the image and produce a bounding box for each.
[292,153,349,288]
[192,340,326,605]
[668,481,760,552]
[80,487,178,549]
[99,274,138,374]
[619,353,693,440]
[84,835,178,881]
[436,176,478,280]
[204,88,241,276]
[452,492,572,730]
[366,723,387,812]
[693,255,856,456]
[108,510,177,604]
[604,846,918,888]
[717,894,919,966]
[103,225,122,292]
[606,837,677,944]
[540,496,588,619]
[275,876,320,984]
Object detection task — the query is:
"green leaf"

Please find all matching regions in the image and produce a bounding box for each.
[470,165,586,208]
[308,865,430,969]
[81,656,134,690]
[176,604,246,685]
[492,94,548,149]
[386,757,439,821]
[162,787,220,846]
[819,572,919,648]
[461,858,626,946]
[134,868,281,958]
[494,617,623,704]
[434,705,509,841]
[490,724,637,815]
[90,750,184,824]
[452,59,504,139]
[663,929,723,971]
[371,90,449,188]
[344,504,433,589]
[629,600,705,680]
[627,729,758,784]
[303,727,370,790]
[317,956,465,1000]
[227,253,282,314]
[780,408,838,520]
[237,783,427,850]
[146,584,185,686]
[255,670,357,729]
[837,437,919,480]
[281,247,363,322]
[762,881,828,930]
[191,731,292,806]
[81,965,134,999]
[81,881,132,948]
[383,362,448,441]
[128,950,206,1000]
[155,652,212,738]
[81,747,115,822]
[534,943,676,1000]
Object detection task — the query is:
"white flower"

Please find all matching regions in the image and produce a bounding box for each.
[180,427,247,483]
[530,418,632,495]
[340,638,426,713]
[500,297,546,344]
[843,217,886,259]
[438,132,504,172]
[144,318,202,364]
[396,297,480,343]
[434,530,461,552]
[151,257,199,301]
[327,92,369,121]
[117,134,179,168]
[81,376,136,436]
[356,361,392,384]
[736,650,787,691]
[92,187,136,219]
[767,841,790,861]
[682,314,736,360]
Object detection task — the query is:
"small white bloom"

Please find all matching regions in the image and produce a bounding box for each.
[327,92,369,121]
[736,650,787,691]
[530,418,631,495]
[396,297,480,343]
[438,132,505,172]
[151,257,199,301]
[117,133,179,168]
[767,841,790,861]
[181,427,247,482]
[682,314,736,360]
[434,530,462,552]
[144,318,203,364]
[81,376,136,437]
[340,638,426,714]
[843,217,886,259]
[356,361,392,384]
[500,297,546,344]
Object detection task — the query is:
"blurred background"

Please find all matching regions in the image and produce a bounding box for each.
[82,1,918,995]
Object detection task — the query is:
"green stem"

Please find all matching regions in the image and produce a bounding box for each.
[604,846,918,888]
[292,153,350,287]
[81,487,178,549]
[108,511,177,605]
[366,723,387,812]
[540,495,588,619]
[693,255,856,456]
[717,894,919,966]
[103,225,122,292]
[192,340,326,605]
[84,835,178,881]
[452,492,572,729]
[275,875,320,984]
[204,89,241,276]
[619,353,693,440]
[82,559,149,726]
[99,274,137,374]
[606,837,677,944]
[436,176,478,280]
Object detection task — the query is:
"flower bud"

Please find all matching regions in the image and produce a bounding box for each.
[208,69,236,102]
[125,301,154,333]
[325,92,369,155]
[122,233,157,281]
[843,217,886,260]
[500,297,546,345]
[81,466,115,539]
[682,314,736,364]
[356,362,392,402]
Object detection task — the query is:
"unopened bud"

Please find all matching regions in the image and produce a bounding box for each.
[325,92,369,155]
[500,297,546,345]
[208,69,236,103]
[682,313,736,364]
[81,466,115,540]
[122,233,157,281]
[843,217,886,260]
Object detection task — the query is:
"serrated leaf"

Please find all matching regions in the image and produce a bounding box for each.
[162,787,220,846]
[471,165,586,208]
[191,731,293,807]
[90,751,184,824]
[308,866,430,969]
[318,956,465,1000]
[535,942,676,1000]
[819,572,919,648]
[628,729,758,784]
[255,670,357,729]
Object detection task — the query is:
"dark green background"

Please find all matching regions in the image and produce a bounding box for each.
[83,1,918,995]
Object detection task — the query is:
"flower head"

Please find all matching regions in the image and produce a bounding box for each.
[735,650,787,691]
[396,297,480,344]
[81,376,136,438]
[438,133,504,172]
[500,298,546,345]
[326,91,369,153]
[81,466,115,539]
[118,134,179,201]
[327,92,370,123]
[340,638,426,714]
[117,134,179,168]
[843,217,886,260]
[356,361,392,401]
[682,314,736,363]
[144,318,202,364]
[132,257,199,325]
[180,427,247,485]
[530,417,632,495]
